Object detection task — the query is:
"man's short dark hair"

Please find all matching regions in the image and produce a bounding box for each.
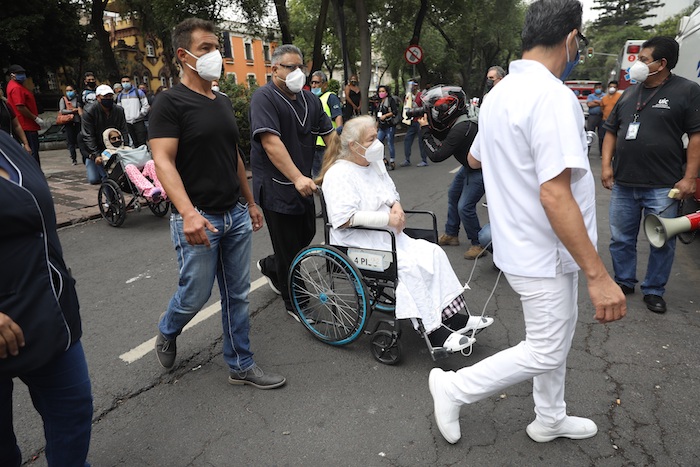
[521,0,582,52]
[121,75,131,81]
[84,72,94,79]
[642,36,679,70]
[172,18,217,59]
[608,80,618,86]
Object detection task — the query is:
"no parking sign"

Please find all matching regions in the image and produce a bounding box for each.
[404,45,424,65]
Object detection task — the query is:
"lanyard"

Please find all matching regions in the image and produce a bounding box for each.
[635,75,670,113]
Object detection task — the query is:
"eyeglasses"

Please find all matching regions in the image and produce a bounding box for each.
[278,63,305,71]
[310,80,321,85]
[576,31,589,53]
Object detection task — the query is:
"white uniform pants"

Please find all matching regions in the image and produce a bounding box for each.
[443,266,579,427]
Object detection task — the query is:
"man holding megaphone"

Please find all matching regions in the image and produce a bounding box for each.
[601,36,700,314]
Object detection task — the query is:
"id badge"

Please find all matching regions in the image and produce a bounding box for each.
[626,122,640,140]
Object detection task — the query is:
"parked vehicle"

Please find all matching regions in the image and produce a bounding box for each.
[675,6,700,87]
[564,80,602,117]
[610,40,646,91]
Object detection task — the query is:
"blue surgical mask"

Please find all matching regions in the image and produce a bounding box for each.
[559,32,580,81]
[311,87,322,96]
[66,91,76,99]
[14,73,27,83]
[122,82,132,91]
[594,88,602,95]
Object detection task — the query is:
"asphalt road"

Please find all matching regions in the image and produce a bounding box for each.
[13,141,700,466]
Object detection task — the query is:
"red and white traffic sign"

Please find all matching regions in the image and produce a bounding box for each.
[404,45,424,65]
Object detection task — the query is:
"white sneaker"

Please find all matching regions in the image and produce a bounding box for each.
[442,332,475,353]
[455,315,494,334]
[526,416,598,443]
[428,368,462,444]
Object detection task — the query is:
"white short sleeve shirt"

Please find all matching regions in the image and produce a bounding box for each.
[471,59,597,277]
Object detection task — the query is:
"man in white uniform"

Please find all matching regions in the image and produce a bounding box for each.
[428,0,626,445]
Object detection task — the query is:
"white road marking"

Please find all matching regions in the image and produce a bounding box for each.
[119,277,268,364]
[450,166,461,174]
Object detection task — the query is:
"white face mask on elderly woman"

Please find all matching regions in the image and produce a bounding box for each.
[356,139,385,163]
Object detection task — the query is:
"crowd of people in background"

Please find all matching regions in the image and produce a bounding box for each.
[3,0,699,462]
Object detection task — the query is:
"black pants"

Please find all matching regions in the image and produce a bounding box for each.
[64,122,80,162]
[127,120,148,147]
[26,131,40,166]
[260,203,316,310]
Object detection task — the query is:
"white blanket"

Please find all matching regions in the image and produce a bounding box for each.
[323,160,464,333]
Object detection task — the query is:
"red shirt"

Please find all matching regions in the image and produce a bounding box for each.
[6,80,40,132]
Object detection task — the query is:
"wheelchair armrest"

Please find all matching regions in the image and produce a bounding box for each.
[403,210,438,244]
[347,225,397,255]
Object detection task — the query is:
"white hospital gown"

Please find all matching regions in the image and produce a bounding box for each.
[322,159,465,333]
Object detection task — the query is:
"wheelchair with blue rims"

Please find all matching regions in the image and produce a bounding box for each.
[287,190,448,365]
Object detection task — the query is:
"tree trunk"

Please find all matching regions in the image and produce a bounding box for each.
[355,0,371,114]
[409,0,429,86]
[91,0,120,83]
[311,0,330,73]
[274,0,293,44]
[332,0,351,87]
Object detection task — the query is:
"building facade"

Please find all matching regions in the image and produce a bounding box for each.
[219,21,280,88]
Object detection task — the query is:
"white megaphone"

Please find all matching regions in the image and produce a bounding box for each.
[644,212,700,248]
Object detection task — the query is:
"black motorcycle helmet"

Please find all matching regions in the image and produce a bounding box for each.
[423,85,467,132]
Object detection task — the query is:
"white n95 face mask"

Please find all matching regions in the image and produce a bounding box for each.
[628,59,659,83]
[284,68,306,93]
[185,49,222,82]
[361,139,385,163]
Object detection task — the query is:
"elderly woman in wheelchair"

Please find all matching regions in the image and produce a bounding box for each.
[290,115,492,362]
[98,128,165,202]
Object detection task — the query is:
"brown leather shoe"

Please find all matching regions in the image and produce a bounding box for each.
[438,234,460,246]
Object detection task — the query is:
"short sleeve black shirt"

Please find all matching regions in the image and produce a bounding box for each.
[249,82,333,214]
[148,84,241,213]
[603,75,700,187]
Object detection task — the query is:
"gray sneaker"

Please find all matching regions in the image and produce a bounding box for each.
[155,332,177,369]
[228,364,286,389]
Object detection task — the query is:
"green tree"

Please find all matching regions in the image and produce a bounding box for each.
[1,0,86,88]
[652,1,700,37]
[593,0,665,30]
[219,78,258,164]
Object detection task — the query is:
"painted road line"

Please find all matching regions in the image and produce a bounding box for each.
[119,277,268,364]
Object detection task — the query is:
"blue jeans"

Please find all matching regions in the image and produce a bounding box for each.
[478,223,493,253]
[160,202,255,372]
[445,167,485,245]
[85,159,107,185]
[377,125,396,161]
[609,185,678,296]
[1,341,92,467]
[403,120,427,163]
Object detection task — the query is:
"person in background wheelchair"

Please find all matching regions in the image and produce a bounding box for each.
[98,128,165,202]
[316,115,493,353]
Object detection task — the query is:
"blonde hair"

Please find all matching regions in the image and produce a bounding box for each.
[315,115,376,185]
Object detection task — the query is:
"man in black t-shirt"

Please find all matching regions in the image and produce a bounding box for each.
[250,44,335,317]
[602,36,700,314]
[149,18,285,389]
[418,85,487,261]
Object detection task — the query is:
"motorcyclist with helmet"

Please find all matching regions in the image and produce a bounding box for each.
[415,85,488,260]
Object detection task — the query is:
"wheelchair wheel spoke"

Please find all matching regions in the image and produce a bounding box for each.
[289,247,369,345]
